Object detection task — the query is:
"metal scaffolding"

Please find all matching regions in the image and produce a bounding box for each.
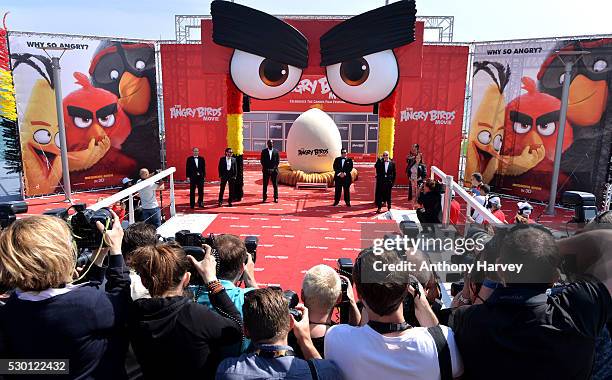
[175,14,454,43]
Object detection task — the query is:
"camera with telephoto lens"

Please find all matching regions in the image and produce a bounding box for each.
[401,274,423,320]
[336,258,354,324]
[174,231,258,285]
[175,231,218,286]
[70,207,114,250]
[269,286,302,321]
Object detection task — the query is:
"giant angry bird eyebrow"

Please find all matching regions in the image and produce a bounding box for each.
[96,103,118,119]
[535,111,560,126]
[210,0,308,69]
[67,106,93,120]
[509,111,533,126]
[320,0,417,67]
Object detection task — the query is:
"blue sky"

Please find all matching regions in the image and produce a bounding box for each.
[2,0,612,42]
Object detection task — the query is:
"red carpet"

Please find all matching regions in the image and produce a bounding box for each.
[23,162,575,292]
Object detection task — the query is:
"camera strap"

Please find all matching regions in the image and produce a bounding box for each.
[367,320,411,334]
[254,348,295,359]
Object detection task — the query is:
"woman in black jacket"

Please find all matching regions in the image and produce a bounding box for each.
[0,212,131,380]
[128,242,242,379]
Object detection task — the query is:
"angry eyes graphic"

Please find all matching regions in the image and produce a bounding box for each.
[211,0,417,104]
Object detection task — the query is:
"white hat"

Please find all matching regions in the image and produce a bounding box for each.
[488,196,501,208]
[517,201,533,211]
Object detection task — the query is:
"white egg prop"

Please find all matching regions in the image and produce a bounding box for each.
[286,108,342,173]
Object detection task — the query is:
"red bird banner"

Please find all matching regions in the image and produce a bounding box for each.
[466,39,612,203]
[9,34,161,196]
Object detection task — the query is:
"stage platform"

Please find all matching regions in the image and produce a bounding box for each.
[22,163,575,291]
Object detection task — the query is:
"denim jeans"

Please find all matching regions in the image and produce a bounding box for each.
[141,207,161,228]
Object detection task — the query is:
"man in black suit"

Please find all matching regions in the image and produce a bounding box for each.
[218,147,237,207]
[260,139,280,203]
[186,147,205,208]
[333,148,353,207]
[375,151,396,213]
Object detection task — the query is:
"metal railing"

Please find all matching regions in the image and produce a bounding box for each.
[430,165,501,226]
[89,167,177,224]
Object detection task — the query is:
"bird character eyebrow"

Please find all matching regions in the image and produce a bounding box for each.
[66,106,93,120]
[31,120,51,127]
[535,111,560,126]
[319,0,417,67]
[96,103,118,120]
[509,111,533,127]
[210,0,308,69]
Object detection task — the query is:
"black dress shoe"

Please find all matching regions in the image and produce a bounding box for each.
[274,198,278,203]
[376,208,382,213]
[346,203,351,207]
[198,203,204,208]
[332,203,339,207]
[263,197,267,203]
[228,203,233,207]
[218,202,222,207]
[190,205,195,209]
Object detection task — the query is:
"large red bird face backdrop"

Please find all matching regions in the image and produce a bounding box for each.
[209,0,418,105]
[63,72,131,151]
[503,77,573,162]
[538,39,612,127]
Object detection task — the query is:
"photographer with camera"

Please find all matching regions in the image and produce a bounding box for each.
[191,234,257,353]
[127,242,242,379]
[417,179,443,225]
[216,287,342,379]
[449,224,611,379]
[288,265,361,359]
[137,168,164,228]
[0,212,131,379]
[325,246,463,380]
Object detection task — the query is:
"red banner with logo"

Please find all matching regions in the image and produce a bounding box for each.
[393,45,468,185]
[161,44,227,180]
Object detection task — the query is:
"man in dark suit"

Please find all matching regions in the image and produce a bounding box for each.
[218,147,237,207]
[333,148,353,207]
[375,151,396,213]
[186,147,205,208]
[260,139,280,203]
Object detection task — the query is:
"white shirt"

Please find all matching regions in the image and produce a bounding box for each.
[226,157,232,171]
[341,158,346,168]
[268,149,273,160]
[384,161,390,173]
[473,194,487,224]
[325,324,463,380]
[137,179,159,209]
[193,156,198,168]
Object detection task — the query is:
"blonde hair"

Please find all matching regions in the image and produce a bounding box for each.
[301,264,341,314]
[0,215,75,291]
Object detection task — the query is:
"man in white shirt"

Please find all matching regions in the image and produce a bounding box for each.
[469,183,490,224]
[218,147,237,207]
[185,147,205,208]
[325,246,464,380]
[137,168,164,228]
[260,140,280,203]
